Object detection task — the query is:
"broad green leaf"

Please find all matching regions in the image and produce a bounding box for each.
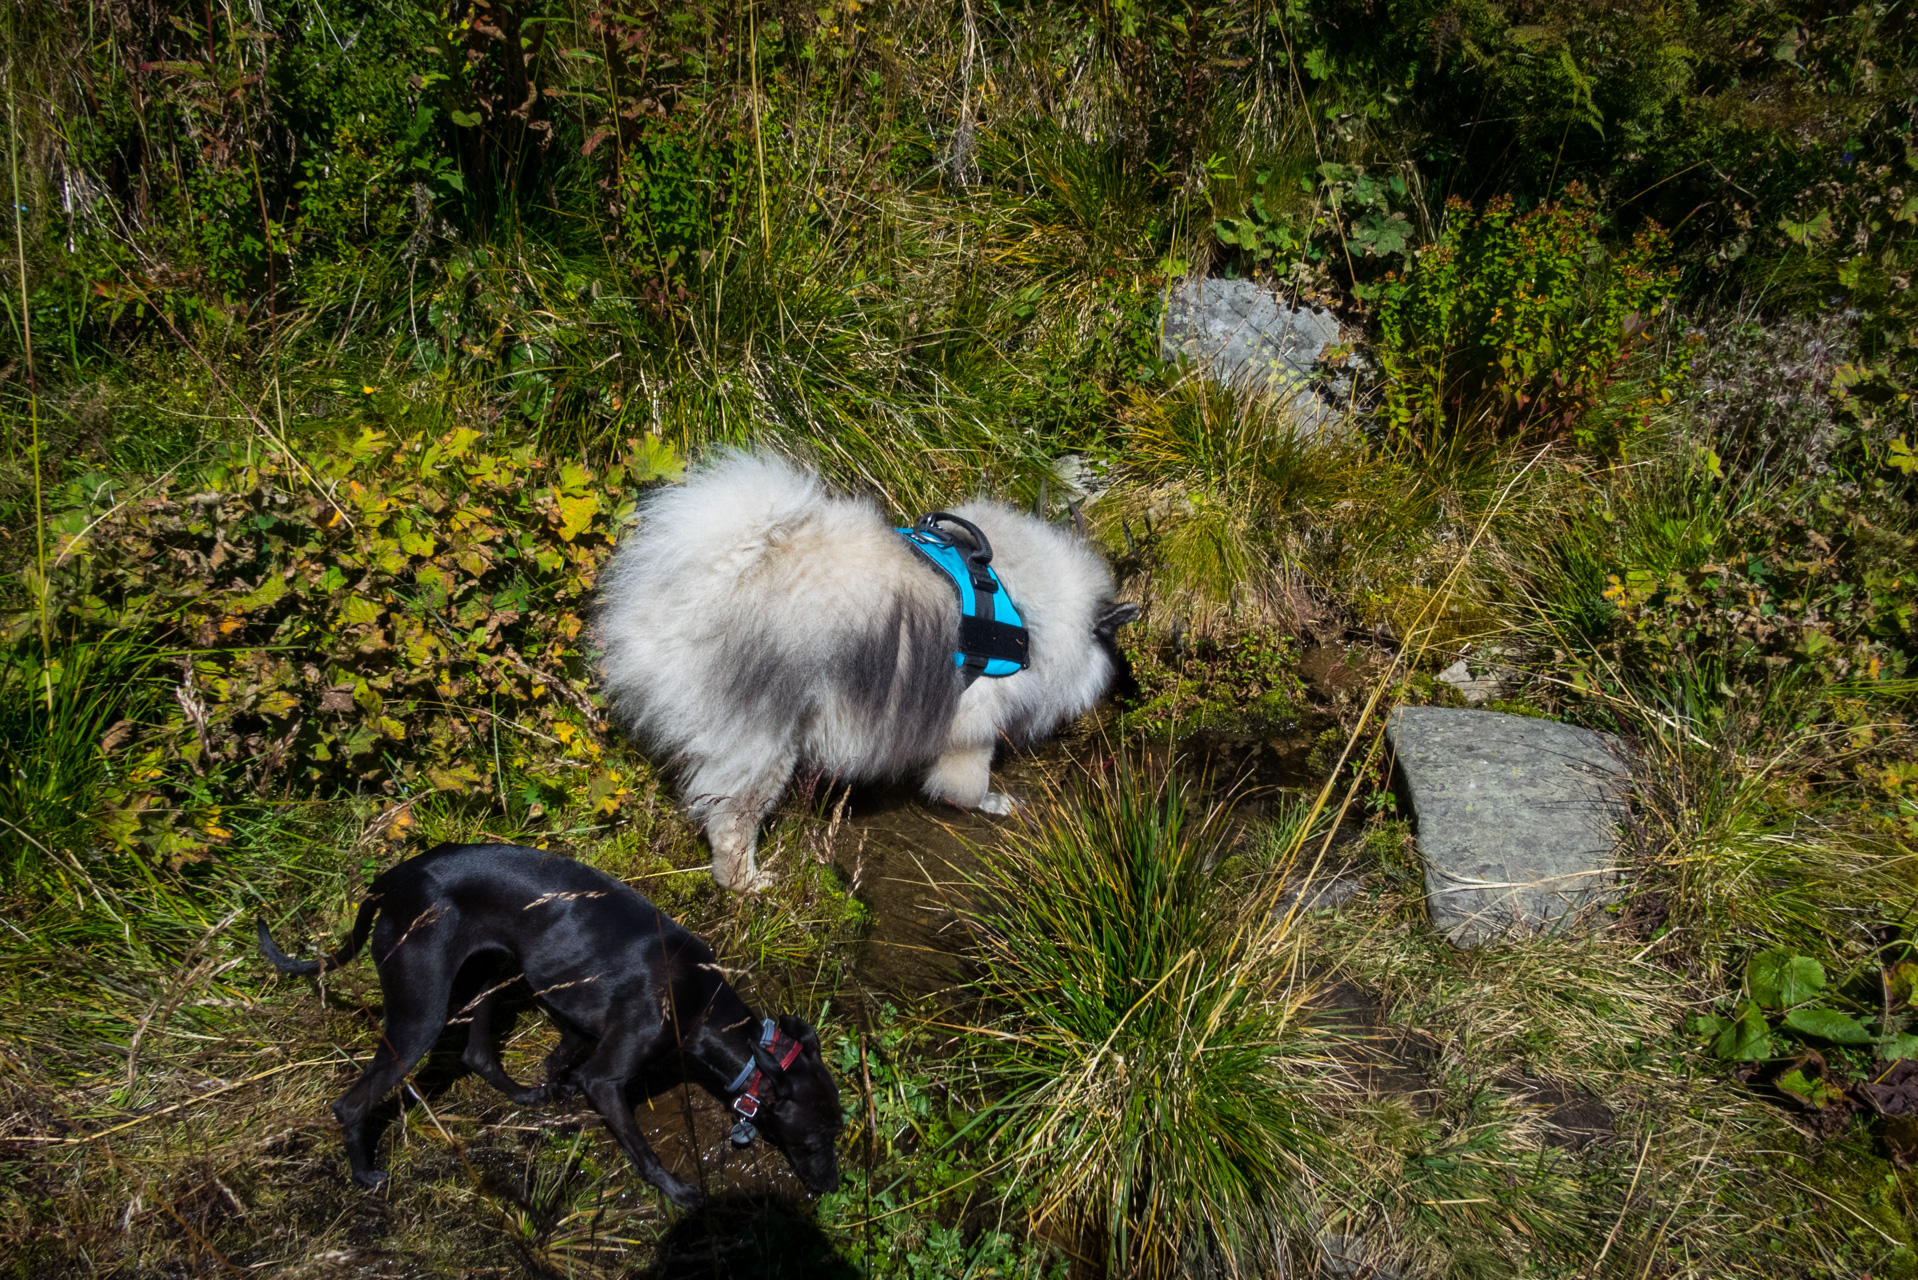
[1782,1006,1872,1045]
[1774,1068,1841,1109]
[625,436,684,485]
[1878,1032,1918,1061]
[556,462,594,496]
[1749,948,1824,1009]
[232,573,287,613]
[1712,1003,1771,1061]
[1778,209,1833,248]
[443,427,481,458]
[1688,1014,1729,1040]
[349,427,389,462]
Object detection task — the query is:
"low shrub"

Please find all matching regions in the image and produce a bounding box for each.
[25,412,687,866]
[1372,186,1682,453]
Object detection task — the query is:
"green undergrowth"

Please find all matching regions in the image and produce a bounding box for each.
[1,0,1916,1273]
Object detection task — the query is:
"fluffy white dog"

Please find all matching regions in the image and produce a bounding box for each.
[596,451,1138,889]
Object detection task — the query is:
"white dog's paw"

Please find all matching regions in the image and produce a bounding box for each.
[712,863,775,894]
[977,791,1018,817]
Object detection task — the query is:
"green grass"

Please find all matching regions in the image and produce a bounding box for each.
[0,632,160,884]
[953,759,1334,1276]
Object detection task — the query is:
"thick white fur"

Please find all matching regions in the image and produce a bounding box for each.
[596,451,1126,890]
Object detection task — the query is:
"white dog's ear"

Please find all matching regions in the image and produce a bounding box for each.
[1097,601,1142,634]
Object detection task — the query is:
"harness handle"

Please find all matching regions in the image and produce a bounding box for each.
[915,511,994,568]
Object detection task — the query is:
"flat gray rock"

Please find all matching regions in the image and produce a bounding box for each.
[1160,277,1346,430]
[1385,707,1629,947]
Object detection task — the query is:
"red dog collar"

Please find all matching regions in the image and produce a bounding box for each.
[729,1019,803,1140]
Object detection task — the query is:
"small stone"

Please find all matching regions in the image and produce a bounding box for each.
[1276,873,1365,913]
[1160,277,1347,431]
[1049,453,1111,508]
[1385,706,1629,948]
[1436,657,1503,705]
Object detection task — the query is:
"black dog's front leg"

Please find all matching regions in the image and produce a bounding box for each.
[571,1009,706,1211]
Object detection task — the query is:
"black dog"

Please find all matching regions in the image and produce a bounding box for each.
[258,842,842,1208]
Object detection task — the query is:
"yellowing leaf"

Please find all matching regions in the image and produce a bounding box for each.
[555,491,598,542]
[341,596,384,626]
[232,573,287,613]
[259,690,301,717]
[426,762,486,792]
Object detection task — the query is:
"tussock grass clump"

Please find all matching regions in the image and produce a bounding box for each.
[1618,675,1916,970]
[957,759,1334,1277]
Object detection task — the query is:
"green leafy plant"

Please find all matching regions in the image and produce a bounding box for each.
[1212,164,1313,266]
[1372,186,1681,452]
[33,417,685,865]
[1693,948,1882,1064]
[1318,162,1417,265]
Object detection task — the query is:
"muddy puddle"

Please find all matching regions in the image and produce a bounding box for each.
[827,710,1343,1000]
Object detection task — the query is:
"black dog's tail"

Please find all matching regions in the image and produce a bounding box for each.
[257,897,380,976]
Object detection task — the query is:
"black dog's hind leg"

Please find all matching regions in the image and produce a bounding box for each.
[570,1005,705,1210]
[459,989,552,1106]
[540,1021,593,1098]
[332,948,459,1188]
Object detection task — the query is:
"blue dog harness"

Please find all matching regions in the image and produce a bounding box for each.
[895,512,1030,686]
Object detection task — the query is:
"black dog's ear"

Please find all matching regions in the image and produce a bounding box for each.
[778,1012,822,1057]
[1096,601,1142,635]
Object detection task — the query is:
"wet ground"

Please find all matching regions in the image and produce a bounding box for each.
[337,699,1426,1244]
[825,714,1339,999]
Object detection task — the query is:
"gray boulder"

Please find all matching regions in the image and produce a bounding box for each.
[1385,707,1630,947]
[1160,277,1346,431]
